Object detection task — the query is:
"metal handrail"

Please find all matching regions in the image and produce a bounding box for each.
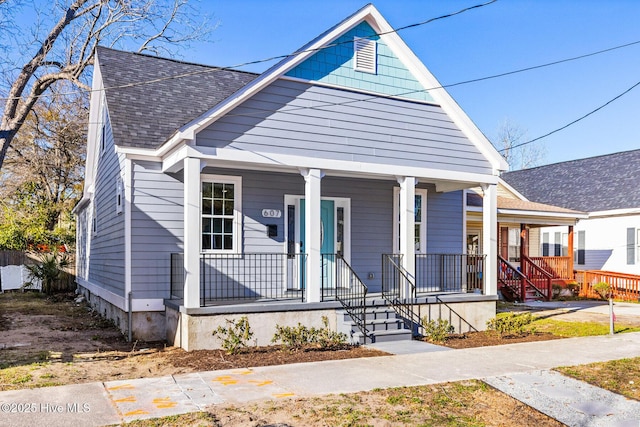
[382,254,422,336]
[325,254,370,340]
[434,295,478,333]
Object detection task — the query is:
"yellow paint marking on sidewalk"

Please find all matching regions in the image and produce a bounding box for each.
[273,392,295,398]
[124,409,149,416]
[107,384,135,390]
[249,380,273,387]
[113,396,136,403]
[153,397,177,409]
[212,375,239,386]
[232,369,253,375]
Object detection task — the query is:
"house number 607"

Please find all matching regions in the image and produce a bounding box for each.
[262,209,282,218]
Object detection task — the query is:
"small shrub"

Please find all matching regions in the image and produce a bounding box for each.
[552,284,562,298]
[593,282,612,300]
[422,318,454,343]
[487,312,535,337]
[567,282,580,296]
[315,316,348,348]
[24,253,71,295]
[212,316,254,354]
[271,316,347,350]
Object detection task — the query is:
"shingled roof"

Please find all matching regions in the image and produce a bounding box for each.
[502,149,640,212]
[97,47,257,149]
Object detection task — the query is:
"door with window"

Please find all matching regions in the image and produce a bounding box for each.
[285,196,350,291]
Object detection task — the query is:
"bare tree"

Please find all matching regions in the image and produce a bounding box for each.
[0,0,214,172]
[495,119,547,170]
[1,82,87,231]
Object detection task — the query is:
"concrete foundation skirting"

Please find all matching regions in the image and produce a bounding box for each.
[414,300,495,332]
[165,298,497,351]
[77,284,166,341]
[166,305,339,351]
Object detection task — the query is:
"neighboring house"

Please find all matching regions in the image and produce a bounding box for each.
[503,149,640,276]
[467,180,586,301]
[74,5,509,350]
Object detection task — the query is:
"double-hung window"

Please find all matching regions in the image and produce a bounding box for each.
[201,175,242,252]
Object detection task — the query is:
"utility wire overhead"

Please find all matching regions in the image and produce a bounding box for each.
[2,0,498,103]
[499,79,640,152]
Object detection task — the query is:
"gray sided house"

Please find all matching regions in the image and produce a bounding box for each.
[74,5,508,350]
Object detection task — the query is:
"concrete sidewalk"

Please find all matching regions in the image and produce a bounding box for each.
[1,332,640,427]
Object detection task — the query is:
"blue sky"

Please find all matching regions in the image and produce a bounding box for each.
[182,0,640,167]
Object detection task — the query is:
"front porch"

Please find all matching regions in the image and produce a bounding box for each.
[170,252,486,307]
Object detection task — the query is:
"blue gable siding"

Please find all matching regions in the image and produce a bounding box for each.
[285,21,434,103]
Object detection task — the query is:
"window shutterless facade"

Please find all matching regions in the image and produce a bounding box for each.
[201,175,242,253]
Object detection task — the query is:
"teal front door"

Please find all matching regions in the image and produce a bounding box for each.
[300,199,335,289]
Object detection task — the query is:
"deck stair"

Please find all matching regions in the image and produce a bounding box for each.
[338,302,412,345]
[498,255,552,302]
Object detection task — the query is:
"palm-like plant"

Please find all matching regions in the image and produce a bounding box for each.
[24,253,70,295]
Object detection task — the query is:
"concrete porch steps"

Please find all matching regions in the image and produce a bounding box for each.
[337,307,413,345]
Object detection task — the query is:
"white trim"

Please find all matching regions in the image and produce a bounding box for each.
[393,187,427,253]
[497,209,588,219]
[77,277,125,311]
[193,146,499,185]
[131,298,165,312]
[77,278,165,312]
[124,158,132,310]
[200,174,243,254]
[589,208,640,218]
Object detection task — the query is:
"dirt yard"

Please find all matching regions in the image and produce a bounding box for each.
[1,292,602,426]
[0,292,608,392]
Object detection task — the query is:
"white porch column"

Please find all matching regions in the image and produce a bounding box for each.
[482,183,498,296]
[302,168,322,303]
[183,157,202,308]
[398,176,416,300]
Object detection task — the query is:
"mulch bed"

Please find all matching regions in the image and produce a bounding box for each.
[438,331,563,349]
[169,345,388,371]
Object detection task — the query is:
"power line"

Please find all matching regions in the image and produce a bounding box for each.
[72,34,640,129]
[499,79,640,152]
[0,0,498,104]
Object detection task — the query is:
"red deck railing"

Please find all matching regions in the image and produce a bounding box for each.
[529,256,573,279]
[576,270,640,302]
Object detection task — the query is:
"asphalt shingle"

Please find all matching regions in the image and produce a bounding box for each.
[502,149,640,212]
[97,47,257,150]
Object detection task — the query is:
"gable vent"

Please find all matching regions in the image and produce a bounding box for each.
[353,37,377,74]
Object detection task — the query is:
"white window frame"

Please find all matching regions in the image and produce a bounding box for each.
[637,229,640,263]
[200,174,242,254]
[393,188,427,253]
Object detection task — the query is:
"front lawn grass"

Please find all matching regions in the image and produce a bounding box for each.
[556,357,640,400]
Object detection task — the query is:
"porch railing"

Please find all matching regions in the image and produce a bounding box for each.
[323,254,370,339]
[577,270,640,302]
[498,255,551,301]
[200,253,306,305]
[416,254,485,294]
[529,256,573,279]
[170,253,184,300]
